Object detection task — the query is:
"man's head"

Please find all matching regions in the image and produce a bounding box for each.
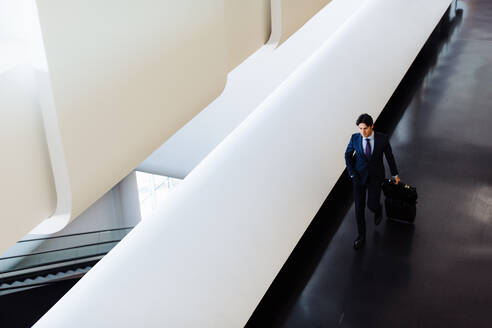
[356,113,374,138]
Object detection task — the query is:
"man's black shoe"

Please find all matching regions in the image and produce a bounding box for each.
[353,236,365,250]
[374,208,382,226]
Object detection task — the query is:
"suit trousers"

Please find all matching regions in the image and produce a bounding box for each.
[353,176,382,237]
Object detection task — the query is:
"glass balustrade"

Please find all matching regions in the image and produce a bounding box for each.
[0,227,133,275]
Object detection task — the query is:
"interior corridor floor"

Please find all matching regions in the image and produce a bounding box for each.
[247,1,492,327]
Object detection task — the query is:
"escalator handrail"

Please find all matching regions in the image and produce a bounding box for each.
[0,240,121,261]
[17,226,135,243]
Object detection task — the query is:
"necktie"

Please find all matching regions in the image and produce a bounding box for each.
[365,138,371,158]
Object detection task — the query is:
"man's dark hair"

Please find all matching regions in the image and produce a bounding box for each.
[356,113,374,126]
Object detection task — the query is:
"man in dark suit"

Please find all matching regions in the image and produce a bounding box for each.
[345,114,400,250]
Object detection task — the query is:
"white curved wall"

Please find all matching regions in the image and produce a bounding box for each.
[3,0,242,252]
[138,0,365,178]
[0,1,57,253]
[35,0,229,221]
[35,0,451,327]
[0,67,57,253]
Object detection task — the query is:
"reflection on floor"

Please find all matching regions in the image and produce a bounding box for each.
[247,1,492,327]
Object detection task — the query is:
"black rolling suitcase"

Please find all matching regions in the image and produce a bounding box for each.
[381,179,418,223]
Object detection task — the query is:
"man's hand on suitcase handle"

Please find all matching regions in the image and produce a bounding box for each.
[393,175,401,184]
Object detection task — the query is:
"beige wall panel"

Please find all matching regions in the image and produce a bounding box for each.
[35,0,228,219]
[0,67,56,253]
[224,0,271,70]
[279,0,331,44]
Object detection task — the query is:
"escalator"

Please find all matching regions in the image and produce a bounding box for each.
[0,227,134,327]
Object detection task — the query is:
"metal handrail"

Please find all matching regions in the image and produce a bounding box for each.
[0,240,121,260]
[18,226,135,243]
[0,226,135,276]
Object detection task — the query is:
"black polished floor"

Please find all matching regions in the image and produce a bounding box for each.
[247,1,492,327]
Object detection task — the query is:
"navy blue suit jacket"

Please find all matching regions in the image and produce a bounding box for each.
[344,132,398,185]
